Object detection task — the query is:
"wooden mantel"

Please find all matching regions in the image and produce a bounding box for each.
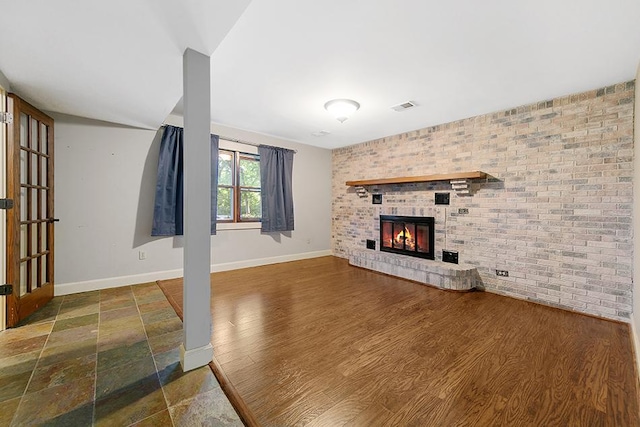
[345,171,486,187]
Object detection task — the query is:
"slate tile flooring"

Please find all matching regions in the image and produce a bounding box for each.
[0,283,242,426]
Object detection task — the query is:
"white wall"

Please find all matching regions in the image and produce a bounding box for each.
[0,69,11,93]
[52,113,332,294]
[633,65,640,377]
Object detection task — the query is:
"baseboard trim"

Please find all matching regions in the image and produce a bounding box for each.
[180,342,213,372]
[55,268,184,296]
[55,250,333,296]
[210,250,332,273]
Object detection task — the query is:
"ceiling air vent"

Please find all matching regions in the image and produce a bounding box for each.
[391,101,417,112]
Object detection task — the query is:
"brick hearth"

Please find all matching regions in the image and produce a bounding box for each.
[349,248,478,291]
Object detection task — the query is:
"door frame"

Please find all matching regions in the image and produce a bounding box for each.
[0,85,6,331]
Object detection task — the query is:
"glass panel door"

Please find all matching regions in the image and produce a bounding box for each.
[6,94,55,327]
[0,86,6,331]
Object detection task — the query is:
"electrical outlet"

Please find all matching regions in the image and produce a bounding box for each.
[496,269,509,277]
[139,251,146,260]
[458,208,469,214]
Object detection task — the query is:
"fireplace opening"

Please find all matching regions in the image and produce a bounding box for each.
[380,215,435,260]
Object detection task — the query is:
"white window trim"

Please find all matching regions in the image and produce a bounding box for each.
[220,139,258,155]
[218,140,261,225]
[217,222,261,231]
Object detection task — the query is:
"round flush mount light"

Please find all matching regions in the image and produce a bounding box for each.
[324,99,360,123]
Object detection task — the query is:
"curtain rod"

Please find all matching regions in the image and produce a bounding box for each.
[161,124,297,153]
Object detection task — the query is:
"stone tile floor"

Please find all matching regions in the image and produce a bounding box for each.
[0,283,242,426]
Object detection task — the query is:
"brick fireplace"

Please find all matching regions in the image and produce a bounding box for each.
[332,81,634,322]
[348,208,478,292]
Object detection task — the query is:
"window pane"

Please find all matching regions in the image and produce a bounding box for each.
[41,123,47,155]
[31,117,39,150]
[42,220,47,252]
[218,151,233,186]
[42,254,48,285]
[31,257,38,289]
[31,188,37,222]
[20,149,27,184]
[41,156,47,188]
[20,113,27,147]
[20,187,27,221]
[20,262,27,296]
[20,224,27,258]
[42,190,47,221]
[239,156,260,187]
[240,189,261,220]
[217,187,233,220]
[31,224,37,257]
[31,153,38,186]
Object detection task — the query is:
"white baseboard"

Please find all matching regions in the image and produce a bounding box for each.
[180,342,213,372]
[55,268,184,296]
[55,250,333,296]
[210,250,332,272]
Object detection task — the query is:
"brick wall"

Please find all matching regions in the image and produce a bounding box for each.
[332,81,634,322]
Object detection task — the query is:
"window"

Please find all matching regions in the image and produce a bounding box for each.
[217,150,261,222]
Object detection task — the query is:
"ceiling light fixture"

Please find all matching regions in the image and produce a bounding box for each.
[324,99,360,123]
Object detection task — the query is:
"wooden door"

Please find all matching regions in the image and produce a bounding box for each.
[6,94,55,327]
[0,86,6,331]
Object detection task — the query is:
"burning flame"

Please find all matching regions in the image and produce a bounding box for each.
[395,228,412,243]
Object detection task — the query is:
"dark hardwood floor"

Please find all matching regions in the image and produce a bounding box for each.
[157,256,640,426]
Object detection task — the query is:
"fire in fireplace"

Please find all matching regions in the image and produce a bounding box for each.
[380,215,435,259]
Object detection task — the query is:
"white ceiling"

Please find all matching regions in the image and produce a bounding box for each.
[0,0,251,128]
[1,0,639,149]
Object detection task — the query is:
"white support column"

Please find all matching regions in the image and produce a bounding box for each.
[180,48,213,372]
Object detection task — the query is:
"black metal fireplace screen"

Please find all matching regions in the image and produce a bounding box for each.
[380,215,435,260]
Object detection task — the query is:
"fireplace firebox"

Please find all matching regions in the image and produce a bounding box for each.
[380,215,435,260]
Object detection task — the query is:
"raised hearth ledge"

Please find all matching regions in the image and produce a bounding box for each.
[349,248,479,291]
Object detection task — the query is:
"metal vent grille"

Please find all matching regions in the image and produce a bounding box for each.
[391,101,417,112]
